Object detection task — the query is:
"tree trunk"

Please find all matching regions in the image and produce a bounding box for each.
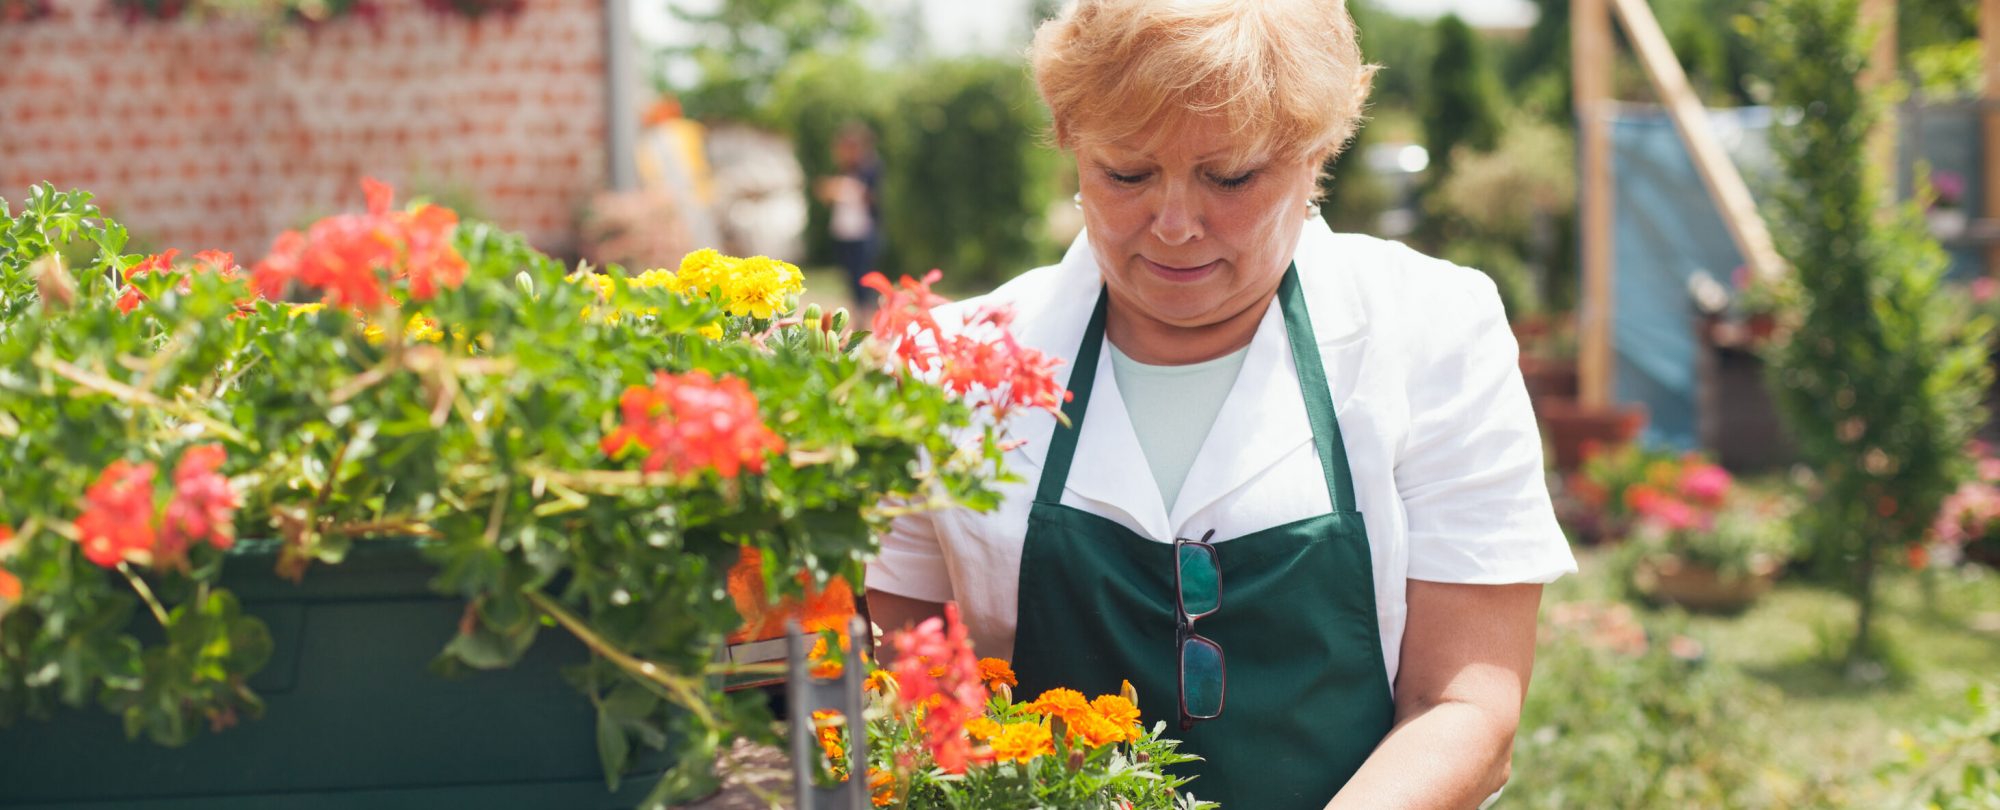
[1849,528,1879,668]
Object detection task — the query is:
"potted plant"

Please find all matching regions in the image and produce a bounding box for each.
[0,182,1060,807]
[1926,169,1970,240]
[1620,459,1794,613]
[1559,441,1684,545]
[795,607,1213,809]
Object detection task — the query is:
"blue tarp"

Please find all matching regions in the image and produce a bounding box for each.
[1607,103,1985,450]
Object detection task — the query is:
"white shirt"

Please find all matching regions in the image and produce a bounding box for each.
[864,220,1577,688]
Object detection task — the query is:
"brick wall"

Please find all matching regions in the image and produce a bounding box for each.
[1,0,609,258]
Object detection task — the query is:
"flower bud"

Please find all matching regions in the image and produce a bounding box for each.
[1067,749,1084,772]
[830,308,850,333]
[803,303,824,328]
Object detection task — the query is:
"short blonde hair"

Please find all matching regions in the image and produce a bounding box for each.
[1030,0,1376,166]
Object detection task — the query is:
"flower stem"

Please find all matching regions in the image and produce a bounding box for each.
[525,589,718,729]
[116,562,170,628]
[40,356,249,445]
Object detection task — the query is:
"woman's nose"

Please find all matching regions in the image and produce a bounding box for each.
[1150,182,1203,245]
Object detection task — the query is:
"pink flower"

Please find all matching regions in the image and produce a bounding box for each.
[889,603,987,774]
[159,444,240,560]
[1974,278,1998,304]
[1678,463,1733,506]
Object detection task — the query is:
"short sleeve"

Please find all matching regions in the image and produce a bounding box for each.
[1394,266,1576,585]
[864,505,956,603]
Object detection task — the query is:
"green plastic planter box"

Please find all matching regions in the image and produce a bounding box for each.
[0,542,666,809]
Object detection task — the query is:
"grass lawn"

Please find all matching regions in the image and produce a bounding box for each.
[1538,548,2000,806]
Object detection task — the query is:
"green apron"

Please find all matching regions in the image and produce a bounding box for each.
[1011,265,1395,809]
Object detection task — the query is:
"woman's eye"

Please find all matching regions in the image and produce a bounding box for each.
[1106,170,1149,185]
[1211,171,1256,189]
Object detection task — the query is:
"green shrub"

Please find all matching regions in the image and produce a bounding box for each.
[1511,604,1787,807]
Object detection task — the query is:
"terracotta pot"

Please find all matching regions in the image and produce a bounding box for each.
[1536,399,1647,471]
[1519,354,1580,403]
[1633,555,1779,613]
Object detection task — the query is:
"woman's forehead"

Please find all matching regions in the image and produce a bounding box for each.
[1086,117,1271,165]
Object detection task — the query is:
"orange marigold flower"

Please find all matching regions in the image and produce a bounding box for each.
[812,709,847,776]
[863,669,896,694]
[1025,688,1091,723]
[1090,694,1141,735]
[74,460,159,568]
[867,767,897,806]
[1067,710,1128,748]
[977,657,1017,690]
[808,631,851,680]
[963,716,1002,742]
[989,721,1054,764]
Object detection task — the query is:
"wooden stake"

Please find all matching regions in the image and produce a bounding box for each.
[1575,0,1616,409]
[1985,0,1999,274]
[1609,0,1786,284]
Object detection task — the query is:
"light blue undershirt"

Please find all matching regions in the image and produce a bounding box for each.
[1105,341,1253,511]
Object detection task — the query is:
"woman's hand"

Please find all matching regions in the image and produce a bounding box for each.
[1326,580,1543,810]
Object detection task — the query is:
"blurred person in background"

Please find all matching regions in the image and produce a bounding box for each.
[816,122,883,313]
[864,1,1574,808]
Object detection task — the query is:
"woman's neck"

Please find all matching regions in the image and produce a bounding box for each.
[1103,289,1274,366]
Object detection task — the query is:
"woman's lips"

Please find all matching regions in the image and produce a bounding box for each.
[1142,257,1219,283]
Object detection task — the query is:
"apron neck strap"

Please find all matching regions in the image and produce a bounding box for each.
[1035,290,1109,505]
[1277,264,1358,513]
[1033,264,1356,514]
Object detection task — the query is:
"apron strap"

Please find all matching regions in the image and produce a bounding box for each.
[1277,264,1358,514]
[1034,289,1110,505]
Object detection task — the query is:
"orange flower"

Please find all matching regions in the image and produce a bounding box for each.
[808,632,851,680]
[963,716,1002,742]
[863,669,896,694]
[977,657,1017,690]
[812,709,848,778]
[868,767,897,806]
[989,721,1054,764]
[1066,710,1129,747]
[1090,694,1141,736]
[1025,687,1091,724]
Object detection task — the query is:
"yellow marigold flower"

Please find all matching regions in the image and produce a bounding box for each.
[989,721,1054,764]
[697,323,725,341]
[1025,688,1091,723]
[286,302,325,318]
[963,716,1002,742]
[868,768,896,806]
[1090,694,1141,734]
[721,255,802,320]
[673,248,735,298]
[632,268,676,289]
[405,314,443,343]
[977,657,1017,690]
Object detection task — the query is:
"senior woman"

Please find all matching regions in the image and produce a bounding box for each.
[865,1,1576,807]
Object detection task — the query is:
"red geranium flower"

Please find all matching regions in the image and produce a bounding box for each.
[601,370,785,479]
[251,178,467,311]
[74,460,159,568]
[159,444,240,561]
[889,603,987,774]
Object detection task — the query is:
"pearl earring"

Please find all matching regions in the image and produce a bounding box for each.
[1073,192,1083,210]
[1305,200,1322,220]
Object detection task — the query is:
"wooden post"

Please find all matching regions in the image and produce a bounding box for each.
[1609,0,1786,282]
[1985,0,1999,274]
[1859,0,1898,195]
[1575,0,1616,409]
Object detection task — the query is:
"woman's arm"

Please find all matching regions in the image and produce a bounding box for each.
[864,589,947,664]
[1326,580,1543,810]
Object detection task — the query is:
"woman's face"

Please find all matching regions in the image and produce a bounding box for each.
[1075,116,1319,330]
